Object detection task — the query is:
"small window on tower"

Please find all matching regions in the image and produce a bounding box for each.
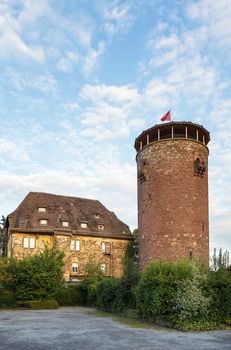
[98,224,104,231]
[38,207,46,213]
[80,222,87,229]
[95,214,100,219]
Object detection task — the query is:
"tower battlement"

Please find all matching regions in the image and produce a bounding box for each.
[135,121,210,152]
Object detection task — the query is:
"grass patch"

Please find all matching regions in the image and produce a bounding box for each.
[88,309,173,331]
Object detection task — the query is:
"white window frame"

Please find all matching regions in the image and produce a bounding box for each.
[100,264,106,273]
[38,207,46,212]
[62,221,69,227]
[72,263,78,273]
[71,240,80,251]
[102,242,110,254]
[98,224,104,231]
[80,222,87,228]
[39,219,48,226]
[23,237,36,249]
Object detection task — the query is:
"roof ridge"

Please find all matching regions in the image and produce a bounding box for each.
[28,191,100,203]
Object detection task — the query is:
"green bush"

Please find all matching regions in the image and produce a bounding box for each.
[121,241,140,309]
[207,268,231,322]
[2,247,64,301]
[18,299,59,309]
[96,278,125,313]
[175,263,210,324]
[78,259,104,306]
[55,285,83,306]
[136,260,194,321]
[0,291,17,308]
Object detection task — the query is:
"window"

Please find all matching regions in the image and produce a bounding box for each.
[39,219,48,226]
[23,237,36,249]
[102,242,110,254]
[38,207,46,212]
[80,222,87,228]
[98,224,104,231]
[71,240,80,251]
[95,214,100,219]
[100,264,106,273]
[72,263,78,273]
[62,221,69,227]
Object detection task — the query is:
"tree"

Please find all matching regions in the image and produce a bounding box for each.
[0,216,8,257]
[211,248,230,271]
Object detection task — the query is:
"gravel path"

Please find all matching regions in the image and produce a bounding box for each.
[0,307,230,350]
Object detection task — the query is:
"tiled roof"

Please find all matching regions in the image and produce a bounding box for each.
[8,192,132,239]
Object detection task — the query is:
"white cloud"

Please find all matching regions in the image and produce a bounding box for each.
[0,0,49,63]
[0,28,45,62]
[0,138,31,163]
[80,83,140,104]
[101,1,135,37]
[82,41,106,76]
[30,74,58,95]
[186,0,231,50]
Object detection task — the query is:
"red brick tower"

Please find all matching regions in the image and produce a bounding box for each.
[134,122,210,269]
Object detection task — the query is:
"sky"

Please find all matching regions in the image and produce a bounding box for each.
[0,0,230,257]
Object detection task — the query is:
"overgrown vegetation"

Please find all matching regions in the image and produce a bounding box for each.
[0,216,8,257]
[79,242,231,331]
[0,247,64,308]
[0,231,230,331]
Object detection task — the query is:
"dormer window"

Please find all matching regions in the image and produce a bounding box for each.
[98,224,104,231]
[39,219,48,226]
[62,221,69,227]
[80,222,87,229]
[38,207,46,213]
[95,214,100,219]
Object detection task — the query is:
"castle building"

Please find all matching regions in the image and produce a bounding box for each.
[6,192,132,281]
[134,121,210,269]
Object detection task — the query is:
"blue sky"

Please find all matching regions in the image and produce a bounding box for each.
[0,0,231,255]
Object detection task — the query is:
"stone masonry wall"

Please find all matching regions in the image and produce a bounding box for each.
[11,232,129,280]
[137,139,209,269]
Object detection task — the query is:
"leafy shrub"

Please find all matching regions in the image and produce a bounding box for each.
[18,299,59,309]
[175,263,210,324]
[1,247,64,301]
[207,268,231,322]
[136,260,194,321]
[96,278,125,313]
[78,259,104,306]
[121,241,140,309]
[55,285,83,306]
[0,291,17,308]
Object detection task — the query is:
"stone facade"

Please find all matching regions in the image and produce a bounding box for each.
[7,192,132,281]
[9,232,129,280]
[135,122,210,269]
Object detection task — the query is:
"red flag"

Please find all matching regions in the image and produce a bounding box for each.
[160,110,171,121]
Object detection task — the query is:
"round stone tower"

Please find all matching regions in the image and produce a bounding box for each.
[134,121,210,269]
